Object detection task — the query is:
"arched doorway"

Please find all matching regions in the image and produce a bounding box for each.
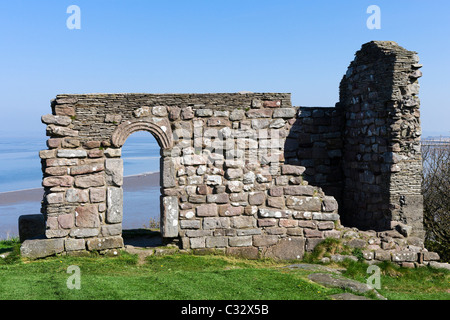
[121,131,162,247]
[110,119,177,247]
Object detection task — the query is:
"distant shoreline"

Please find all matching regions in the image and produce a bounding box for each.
[0,171,160,206]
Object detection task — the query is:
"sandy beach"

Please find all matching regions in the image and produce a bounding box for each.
[0,172,161,239]
[0,171,160,205]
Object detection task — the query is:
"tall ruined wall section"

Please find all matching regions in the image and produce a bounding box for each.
[338,41,424,237]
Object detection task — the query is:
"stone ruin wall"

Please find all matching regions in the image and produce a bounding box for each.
[338,41,424,238]
[19,41,442,266]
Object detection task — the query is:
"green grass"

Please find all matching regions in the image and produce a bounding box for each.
[0,239,449,300]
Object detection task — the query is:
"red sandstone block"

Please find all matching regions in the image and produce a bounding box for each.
[262,100,281,108]
[45,167,69,176]
[304,228,323,238]
[57,214,74,229]
[279,219,298,228]
[75,205,100,228]
[196,204,218,217]
[42,175,74,187]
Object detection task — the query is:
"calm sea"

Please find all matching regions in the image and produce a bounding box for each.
[0,131,161,239]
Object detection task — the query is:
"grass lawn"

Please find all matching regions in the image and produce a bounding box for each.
[0,239,449,301]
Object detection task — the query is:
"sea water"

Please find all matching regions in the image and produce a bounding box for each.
[0,131,161,239]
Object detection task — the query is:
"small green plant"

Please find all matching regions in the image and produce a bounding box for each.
[351,248,365,261]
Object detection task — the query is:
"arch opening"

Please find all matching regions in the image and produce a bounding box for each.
[121,131,163,247]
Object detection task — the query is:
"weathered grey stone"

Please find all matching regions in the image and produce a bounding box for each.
[105,159,123,187]
[86,236,124,251]
[391,251,417,262]
[322,196,339,212]
[253,235,279,247]
[273,108,296,118]
[46,192,64,204]
[422,251,440,261]
[43,176,74,188]
[308,273,386,300]
[70,228,100,238]
[195,108,213,117]
[207,193,229,204]
[71,163,104,176]
[41,114,72,126]
[104,148,121,158]
[269,119,286,128]
[259,208,292,218]
[90,188,106,203]
[374,250,391,261]
[286,196,321,211]
[229,109,245,121]
[229,236,252,247]
[66,188,89,203]
[225,168,243,180]
[205,236,228,248]
[196,204,218,217]
[231,216,255,229]
[180,220,201,229]
[162,158,176,188]
[248,191,265,205]
[264,237,305,260]
[47,125,79,137]
[205,175,222,186]
[429,261,450,271]
[152,106,168,117]
[190,237,206,249]
[283,186,315,196]
[226,246,259,259]
[106,187,123,223]
[21,238,64,259]
[74,173,105,188]
[101,223,122,236]
[281,165,306,176]
[346,238,367,249]
[162,196,179,237]
[39,149,57,159]
[203,217,230,229]
[57,149,87,158]
[133,106,151,118]
[65,238,86,251]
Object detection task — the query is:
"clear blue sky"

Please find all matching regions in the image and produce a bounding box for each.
[0,0,449,138]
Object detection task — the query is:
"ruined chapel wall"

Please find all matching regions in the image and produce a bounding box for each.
[38,93,340,258]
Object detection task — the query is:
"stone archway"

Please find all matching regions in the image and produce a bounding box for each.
[111,119,173,150]
[110,119,177,239]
